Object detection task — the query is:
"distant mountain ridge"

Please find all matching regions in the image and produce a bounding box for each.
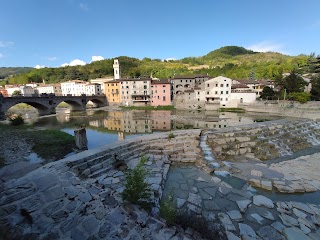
[3,46,315,85]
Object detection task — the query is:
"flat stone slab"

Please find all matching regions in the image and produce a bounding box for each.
[236,199,251,213]
[257,226,283,240]
[283,227,312,240]
[253,195,274,208]
[239,223,256,239]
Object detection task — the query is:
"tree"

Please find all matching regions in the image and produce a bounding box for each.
[277,71,308,93]
[287,92,310,103]
[310,75,320,100]
[260,86,275,100]
[12,90,22,96]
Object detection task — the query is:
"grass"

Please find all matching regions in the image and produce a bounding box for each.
[120,105,175,110]
[219,107,245,113]
[0,124,75,161]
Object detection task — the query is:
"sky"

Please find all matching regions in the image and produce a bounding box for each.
[0,0,319,68]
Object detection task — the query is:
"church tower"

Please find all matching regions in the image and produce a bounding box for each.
[113,59,120,80]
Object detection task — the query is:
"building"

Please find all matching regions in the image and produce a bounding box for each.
[0,87,8,97]
[204,76,232,108]
[85,83,102,96]
[150,79,171,106]
[5,85,36,96]
[113,59,121,80]
[61,80,87,96]
[37,84,62,96]
[120,78,152,106]
[105,80,121,104]
[229,84,257,106]
[232,79,275,97]
[90,77,113,94]
[171,74,209,99]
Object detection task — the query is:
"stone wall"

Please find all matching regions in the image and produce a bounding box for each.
[206,119,320,161]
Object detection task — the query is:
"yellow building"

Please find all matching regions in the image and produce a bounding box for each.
[105,80,121,104]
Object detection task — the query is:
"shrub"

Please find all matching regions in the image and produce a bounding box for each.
[7,113,24,126]
[159,193,177,225]
[287,92,310,103]
[167,132,175,140]
[122,155,153,211]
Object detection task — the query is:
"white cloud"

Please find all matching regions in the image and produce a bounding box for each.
[91,56,104,62]
[61,59,86,67]
[35,65,45,69]
[79,3,89,11]
[247,41,286,54]
[0,41,14,48]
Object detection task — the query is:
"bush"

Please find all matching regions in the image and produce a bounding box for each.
[7,113,24,126]
[160,193,177,225]
[167,132,175,140]
[287,92,310,103]
[122,156,153,211]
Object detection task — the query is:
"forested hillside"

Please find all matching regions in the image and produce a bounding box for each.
[5,46,317,85]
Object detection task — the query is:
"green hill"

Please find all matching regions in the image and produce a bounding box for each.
[6,46,316,84]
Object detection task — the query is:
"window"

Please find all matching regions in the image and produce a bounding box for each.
[181,80,182,83]
[226,91,229,94]
[155,90,157,93]
[207,84,209,87]
[158,96,160,99]
[163,96,166,101]
[221,91,223,94]
[144,85,147,89]
[163,85,166,87]
[207,91,209,94]
[226,98,228,101]
[215,91,218,94]
[163,90,165,93]
[220,84,223,87]
[198,92,200,94]
[216,84,218,87]
[226,84,229,87]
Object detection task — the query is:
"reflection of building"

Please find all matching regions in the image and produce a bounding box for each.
[151,111,171,131]
[104,111,123,131]
[0,87,8,97]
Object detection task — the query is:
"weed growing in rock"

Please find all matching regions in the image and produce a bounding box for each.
[122,155,153,211]
[7,113,24,126]
[159,193,177,225]
[167,132,175,140]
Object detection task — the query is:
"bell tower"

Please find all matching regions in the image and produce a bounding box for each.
[113,59,120,80]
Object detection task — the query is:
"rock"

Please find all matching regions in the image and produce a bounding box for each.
[218,186,232,195]
[257,226,283,240]
[187,193,202,207]
[227,210,242,220]
[218,213,236,231]
[253,195,274,208]
[250,213,265,225]
[289,182,306,193]
[273,184,295,193]
[298,217,316,230]
[236,200,251,213]
[176,198,186,208]
[261,180,273,191]
[41,186,64,202]
[302,183,317,192]
[226,231,240,240]
[293,208,307,219]
[187,204,201,214]
[312,214,320,226]
[263,211,275,220]
[271,221,285,233]
[299,223,311,234]
[82,216,99,235]
[156,228,176,239]
[211,176,221,184]
[291,202,314,214]
[249,178,261,188]
[78,191,92,203]
[279,213,299,227]
[251,170,263,177]
[196,177,205,182]
[283,227,312,240]
[238,223,256,239]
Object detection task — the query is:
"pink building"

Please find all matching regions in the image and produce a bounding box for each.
[151,79,171,106]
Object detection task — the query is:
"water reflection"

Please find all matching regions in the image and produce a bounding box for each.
[21,108,279,149]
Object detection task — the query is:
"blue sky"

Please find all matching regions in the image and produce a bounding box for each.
[0,0,319,68]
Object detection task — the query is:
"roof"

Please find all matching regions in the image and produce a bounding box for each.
[172,74,208,79]
[231,84,250,89]
[119,77,152,81]
[151,79,170,84]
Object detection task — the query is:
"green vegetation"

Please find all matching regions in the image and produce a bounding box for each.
[120,105,175,110]
[6,46,318,85]
[260,86,276,100]
[276,71,308,94]
[7,113,24,126]
[287,92,311,103]
[159,194,177,225]
[0,67,32,80]
[219,108,245,113]
[122,155,153,211]
[167,132,175,140]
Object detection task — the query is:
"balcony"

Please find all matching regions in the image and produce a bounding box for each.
[111,90,119,94]
[132,95,150,102]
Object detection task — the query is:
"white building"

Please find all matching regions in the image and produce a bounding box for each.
[204,76,232,107]
[113,59,121,80]
[85,83,102,95]
[61,80,87,96]
[229,84,257,106]
[5,85,35,96]
[90,77,113,94]
[37,84,62,96]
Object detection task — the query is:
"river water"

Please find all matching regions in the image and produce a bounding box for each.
[21,107,281,149]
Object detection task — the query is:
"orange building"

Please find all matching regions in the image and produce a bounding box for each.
[0,88,8,97]
[105,80,121,104]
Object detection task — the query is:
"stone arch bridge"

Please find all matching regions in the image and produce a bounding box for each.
[0,95,108,120]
